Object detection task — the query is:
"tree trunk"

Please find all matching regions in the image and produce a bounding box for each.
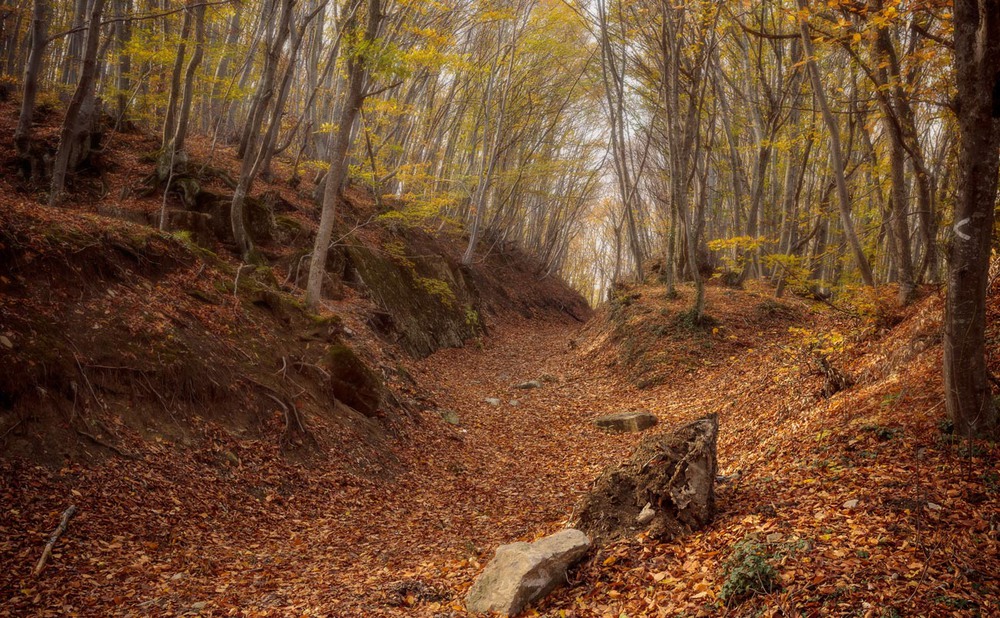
[944,0,1000,438]
[797,0,875,287]
[113,0,132,124]
[171,2,205,154]
[161,4,192,150]
[49,0,106,206]
[305,0,382,309]
[229,0,293,257]
[61,0,89,87]
[14,0,46,174]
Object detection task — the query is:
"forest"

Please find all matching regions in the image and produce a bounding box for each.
[1,0,999,616]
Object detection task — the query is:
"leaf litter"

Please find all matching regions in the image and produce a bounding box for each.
[2,278,997,617]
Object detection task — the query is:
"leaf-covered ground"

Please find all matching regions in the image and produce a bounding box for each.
[2,283,998,617]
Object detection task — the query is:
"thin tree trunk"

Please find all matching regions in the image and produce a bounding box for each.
[49,0,106,206]
[171,2,205,154]
[161,4,192,150]
[796,0,875,287]
[305,0,383,309]
[113,0,131,124]
[14,0,46,170]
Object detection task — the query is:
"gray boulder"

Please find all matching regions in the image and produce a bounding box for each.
[593,411,658,433]
[466,529,590,616]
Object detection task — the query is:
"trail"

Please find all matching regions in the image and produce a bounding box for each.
[1,318,692,617]
[283,319,681,614]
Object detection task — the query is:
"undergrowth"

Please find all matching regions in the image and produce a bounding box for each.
[719,536,778,605]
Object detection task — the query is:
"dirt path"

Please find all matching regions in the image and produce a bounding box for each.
[9,291,995,618]
[286,320,672,614]
[2,318,689,617]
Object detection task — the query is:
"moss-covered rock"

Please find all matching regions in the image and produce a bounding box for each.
[344,238,482,357]
[325,344,382,417]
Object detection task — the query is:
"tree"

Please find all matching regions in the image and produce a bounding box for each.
[305,0,383,309]
[49,0,107,206]
[943,0,1000,438]
[796,0,875,288]
[13,0,47,178]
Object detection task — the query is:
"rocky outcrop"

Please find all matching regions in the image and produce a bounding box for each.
[466,529,590,616]
[575,415,718,542]
[324,344,383,417]
[344,232,482,358]
[593,411,658,433]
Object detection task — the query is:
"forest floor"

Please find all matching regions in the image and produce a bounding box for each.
[3,282,998,617]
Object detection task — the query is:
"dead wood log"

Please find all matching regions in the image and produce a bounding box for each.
[33,505,77,576]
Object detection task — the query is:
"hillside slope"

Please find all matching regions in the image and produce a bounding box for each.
[0,95,590,467]
[541,282,999,618]
[0,98,592,615]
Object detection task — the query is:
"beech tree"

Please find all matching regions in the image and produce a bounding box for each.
[944,0,1000,437]
[306,0,382,309]
[49,0,106,206]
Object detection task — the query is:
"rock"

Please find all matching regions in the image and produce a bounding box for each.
[439,409,461,425]
[636,503,655,525]
[593,411,658,433]
[926,502,942,511]
[466,529,590,616]
[716,470,742,485]
[514,380,543,390]
[842,499,859,509]
[344,238,482,358]
[509,400,520,407]
[485,398,502,406]
[324,344,383,417]
[575,415,718,542]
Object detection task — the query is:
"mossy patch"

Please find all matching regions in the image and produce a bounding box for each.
[345,238,481,357]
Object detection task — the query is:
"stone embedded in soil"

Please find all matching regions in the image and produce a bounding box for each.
[514,380,543,390]
[466,529,590,616]
[575,415,718,542]
[438,409,461,425]
[485,398,502,406]
[593,411,658,433]
[636,503,655,525]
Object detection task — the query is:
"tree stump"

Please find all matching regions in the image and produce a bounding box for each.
[575,415,718,543]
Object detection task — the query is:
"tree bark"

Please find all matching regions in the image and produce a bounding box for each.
[14,0,46,172]
[305,0,382,309]
[796,0,875,287]
[944,0,1000,438]
[171,2,205,154]
[49,0,106,206]
[161,3,192,149]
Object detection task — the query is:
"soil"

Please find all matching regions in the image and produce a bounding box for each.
[3,283,997,617]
